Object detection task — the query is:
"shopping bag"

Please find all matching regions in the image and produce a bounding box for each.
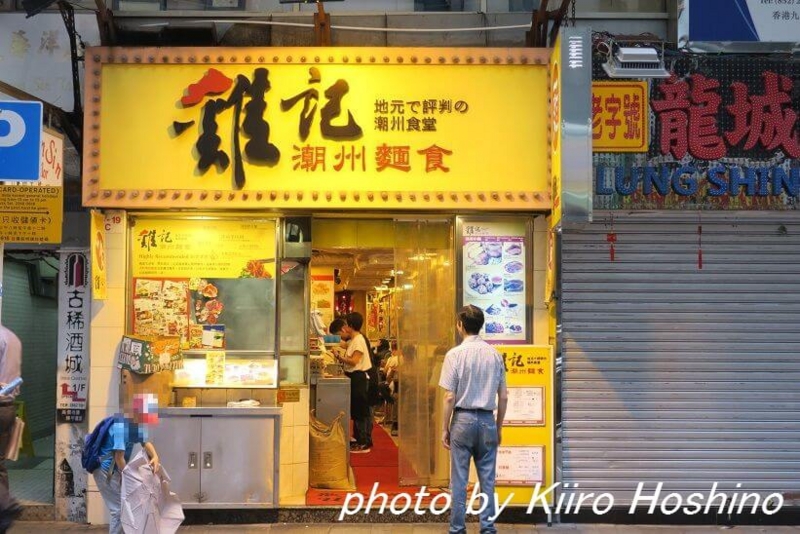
[4,417,24,462]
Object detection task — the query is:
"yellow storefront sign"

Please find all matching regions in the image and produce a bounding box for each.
[130,217,276,279]
[495,345,554,506]
[592,81,649,152]
[0,185,62,243]
[83,47,551,211]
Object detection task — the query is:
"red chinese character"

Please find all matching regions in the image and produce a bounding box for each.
[651,74,725,160]
[623,93,642,140]
[591,94,603,139]
[604,94,622,139]
[333,145,366,172]
[292,145,326,172]
[376,144,411,172]
[651,75,691,158]
[688,74,725,160]
[417,145,452,173]
[725,71,800,158]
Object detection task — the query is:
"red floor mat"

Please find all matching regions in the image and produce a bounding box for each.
[306,424,443,506]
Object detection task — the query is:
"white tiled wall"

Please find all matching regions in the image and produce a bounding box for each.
[87,210,127,525]
[279,387,310,504]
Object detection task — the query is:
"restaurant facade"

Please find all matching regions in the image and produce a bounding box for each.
[78,31,592,522]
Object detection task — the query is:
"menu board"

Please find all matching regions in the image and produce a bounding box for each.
[496,446,544,486]
[131,218,276,279]
[462,220,527,343]
[505,386,545,426]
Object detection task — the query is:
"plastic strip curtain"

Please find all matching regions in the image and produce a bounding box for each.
[394,219,454,487]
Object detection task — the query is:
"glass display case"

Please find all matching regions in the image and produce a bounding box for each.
[126,214,283,392]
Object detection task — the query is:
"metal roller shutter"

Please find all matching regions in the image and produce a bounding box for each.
[561,212,800,505]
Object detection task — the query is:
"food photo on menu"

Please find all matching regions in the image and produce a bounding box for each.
[462,230,527,341]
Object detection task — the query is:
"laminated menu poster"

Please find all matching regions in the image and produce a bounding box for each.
[462,220,527,343]
[132,278,190,342]
[496,445,544,486]
[505,386,545,426]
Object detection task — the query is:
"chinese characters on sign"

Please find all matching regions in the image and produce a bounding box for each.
[595,58,800,211]
[172,67,462,186]
[493,345,554,504]
[118,335,183,375]
[592,81,648,152]
[462,221,527,344]
[56,251,90,423]
[0,186,63,243]
[130,218,276,279]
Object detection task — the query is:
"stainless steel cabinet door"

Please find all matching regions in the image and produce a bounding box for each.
[149,416,202,504]
[199,416,277,506]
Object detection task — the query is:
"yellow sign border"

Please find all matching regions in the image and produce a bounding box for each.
[82,46,551,211]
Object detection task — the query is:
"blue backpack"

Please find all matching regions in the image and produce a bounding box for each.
[81,416,118,473]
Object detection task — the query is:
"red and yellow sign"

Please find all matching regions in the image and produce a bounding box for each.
[494,345,554,506]
[592,81,648,152]
[83,47,550,211]
[130,217,276,279]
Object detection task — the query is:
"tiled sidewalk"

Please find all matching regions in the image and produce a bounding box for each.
[8,523,800,533]
[7,434,55,505]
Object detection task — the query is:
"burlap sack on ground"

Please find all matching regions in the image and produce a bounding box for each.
[309,411,354,490]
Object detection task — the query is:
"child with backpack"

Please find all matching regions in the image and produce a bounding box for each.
[84,393,161,534]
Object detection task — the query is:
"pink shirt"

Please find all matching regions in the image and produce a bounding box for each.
[0,326,22,399]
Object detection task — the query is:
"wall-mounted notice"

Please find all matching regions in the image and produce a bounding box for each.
[505,386,545,426]
[496,445,544,486]
[461,220,527,343]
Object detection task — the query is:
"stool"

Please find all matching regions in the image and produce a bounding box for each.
[13,400,35,458]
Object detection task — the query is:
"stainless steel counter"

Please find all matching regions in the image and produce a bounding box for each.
[151,405,282,508]
[160,406,282,416]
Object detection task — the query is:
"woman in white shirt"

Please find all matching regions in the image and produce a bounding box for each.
[334,312,373,453]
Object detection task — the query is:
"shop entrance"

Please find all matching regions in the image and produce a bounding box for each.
[308,217,454,501]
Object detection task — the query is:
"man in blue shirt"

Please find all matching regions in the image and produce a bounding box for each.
[439,305,508,534]
[94,394,160,534]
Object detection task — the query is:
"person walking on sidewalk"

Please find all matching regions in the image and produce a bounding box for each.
[439,305,508,534]
[93,394,161,534]
[0,326,22,533]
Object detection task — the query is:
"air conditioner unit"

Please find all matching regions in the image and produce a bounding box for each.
[602,44,670,79]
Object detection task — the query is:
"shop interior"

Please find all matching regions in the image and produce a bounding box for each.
[306,217,454,503]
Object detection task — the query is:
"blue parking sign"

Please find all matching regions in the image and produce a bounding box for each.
[0,100,43,181]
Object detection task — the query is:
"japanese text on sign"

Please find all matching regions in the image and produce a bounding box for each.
[87,51,551,207]
[172,68,460,187]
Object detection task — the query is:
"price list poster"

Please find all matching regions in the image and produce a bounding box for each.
[494,345,554,506]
